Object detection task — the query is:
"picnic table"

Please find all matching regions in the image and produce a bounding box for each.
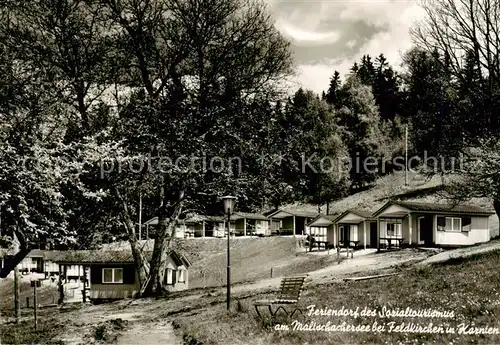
[305,239,334,252]
[379,237,404,249]
[313,240,329,251]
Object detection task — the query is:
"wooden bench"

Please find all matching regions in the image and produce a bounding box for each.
[380,237,404,249]
[254,276,306,318]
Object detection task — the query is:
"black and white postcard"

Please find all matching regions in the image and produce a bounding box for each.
[1,0,500,344]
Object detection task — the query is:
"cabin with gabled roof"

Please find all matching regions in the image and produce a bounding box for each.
[54,249,191,302]
[334,209,377,249]
[373,201,495,248]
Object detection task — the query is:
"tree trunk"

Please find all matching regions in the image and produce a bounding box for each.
[13,232,20,323]
[116,187,148,292]
[143,188,185,296]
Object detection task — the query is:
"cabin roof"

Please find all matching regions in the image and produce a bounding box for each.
[334,209,374,222]
[373,201,495,217]
[307,214,339,226]
[232,212,269,221]
[53,249,190,267]
[267,208,318,219]
[143,214,211,226]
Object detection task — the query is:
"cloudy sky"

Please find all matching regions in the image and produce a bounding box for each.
[266,0,426,94]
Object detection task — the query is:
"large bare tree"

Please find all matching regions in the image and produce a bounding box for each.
[411,0,500,218]
[411,0,500,130]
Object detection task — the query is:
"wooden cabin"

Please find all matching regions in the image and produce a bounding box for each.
[333,210,377,250]
[54,249,191,302]
[373,201,495,248]
[266,208,317,236]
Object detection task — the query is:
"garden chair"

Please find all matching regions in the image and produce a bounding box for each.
[254,276,306,318]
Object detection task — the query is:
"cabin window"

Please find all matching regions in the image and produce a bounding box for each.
[462,217,472,232]
[386,223,401,237]
[102,268,123,284]
[32,258,37,264]
[309,227,327,242]
[437,217,461,232]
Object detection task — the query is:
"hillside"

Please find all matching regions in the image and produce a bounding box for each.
[101,171,499,282]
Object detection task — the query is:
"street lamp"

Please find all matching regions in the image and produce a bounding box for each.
[221,195,236,311]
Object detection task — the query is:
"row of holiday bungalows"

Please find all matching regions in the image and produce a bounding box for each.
[1,200,496,278]
[306,201,495,249]
[142,201,496,248]
[142,209,318,238]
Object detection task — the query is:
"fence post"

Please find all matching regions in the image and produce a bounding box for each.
[34,284,37,331]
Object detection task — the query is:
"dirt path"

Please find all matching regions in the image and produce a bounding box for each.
[116,320,181,345]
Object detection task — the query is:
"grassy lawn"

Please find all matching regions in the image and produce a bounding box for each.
[173,250,500,345]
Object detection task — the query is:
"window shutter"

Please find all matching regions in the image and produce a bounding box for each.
[123,265,135,284]
[462,217,472,232]
[90,266,102,284]
[172,269,177,285]
[437,217,446,231]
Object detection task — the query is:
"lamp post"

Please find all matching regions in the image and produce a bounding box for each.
[221,195,236,311]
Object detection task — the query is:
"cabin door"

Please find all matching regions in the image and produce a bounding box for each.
[36,258,43,273]
[370,222,377,248]
[419,216,434,246]
[340,225,350,245]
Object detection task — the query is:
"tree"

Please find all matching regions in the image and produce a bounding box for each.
[401,47,462,173]
[96,0,294,294]
[410,0,500,218]
[447,138,500,217]
[357,55,376,86]
[372,54,403,121]
[277,89,349,207]
[336,75,384,190]
[0,0,294,295]
[325,71,341,106]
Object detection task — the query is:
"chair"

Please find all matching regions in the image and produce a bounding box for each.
[254,276,306,318]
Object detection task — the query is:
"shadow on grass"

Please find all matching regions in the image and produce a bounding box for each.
[434,249,500,267]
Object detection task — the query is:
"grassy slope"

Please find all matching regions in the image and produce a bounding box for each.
[0,278,58,317]
[174,250,500,345]
[179,237,325,289]
[105,237,334,289]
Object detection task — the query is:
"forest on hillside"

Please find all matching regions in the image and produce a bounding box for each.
[1,0,500,292]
